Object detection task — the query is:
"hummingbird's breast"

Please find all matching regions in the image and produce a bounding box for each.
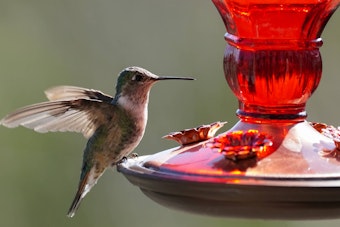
[104,104,147,163]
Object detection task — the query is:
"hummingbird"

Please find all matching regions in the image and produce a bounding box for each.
[0,66,194,217]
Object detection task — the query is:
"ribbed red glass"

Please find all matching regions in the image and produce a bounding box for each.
[212,0,339,122]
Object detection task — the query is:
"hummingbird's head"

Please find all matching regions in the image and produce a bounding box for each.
[114,66,194,106]
[115,67,159,97]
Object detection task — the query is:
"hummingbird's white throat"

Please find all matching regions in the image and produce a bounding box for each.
[117,94,149,120]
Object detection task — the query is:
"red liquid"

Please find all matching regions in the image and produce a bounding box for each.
[212,0,339,121]
[213,0,338,39]
[224,44,322,120]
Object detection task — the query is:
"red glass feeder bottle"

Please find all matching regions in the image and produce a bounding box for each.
[118,0,340,219]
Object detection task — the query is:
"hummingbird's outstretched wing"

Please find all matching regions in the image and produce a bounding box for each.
[0,87,115,138]
[45,86,113,103]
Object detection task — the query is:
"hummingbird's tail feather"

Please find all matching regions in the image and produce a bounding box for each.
[67,167,101,218]
[67,189,83,218]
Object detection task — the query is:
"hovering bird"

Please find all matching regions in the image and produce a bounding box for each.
[0,66,194,217]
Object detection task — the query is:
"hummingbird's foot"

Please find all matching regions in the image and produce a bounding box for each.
[128,153,139,158]
[116,153,139,165]
[116,157,128,165]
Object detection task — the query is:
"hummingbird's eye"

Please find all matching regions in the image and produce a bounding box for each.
[132,74,143,82]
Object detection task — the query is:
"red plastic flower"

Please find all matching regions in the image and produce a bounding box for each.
[163,121,227,146]
[207,130,272,161]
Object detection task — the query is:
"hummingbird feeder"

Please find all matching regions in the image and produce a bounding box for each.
[118,0,340,219]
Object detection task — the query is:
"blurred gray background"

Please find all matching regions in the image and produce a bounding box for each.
[0,1,339,227]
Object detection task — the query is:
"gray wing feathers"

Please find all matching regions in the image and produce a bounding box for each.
[45,86,113,103]
[1,86,114,138]
[1,101,98,138]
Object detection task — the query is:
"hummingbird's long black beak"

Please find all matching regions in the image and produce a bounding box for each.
[156,76,195,81]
